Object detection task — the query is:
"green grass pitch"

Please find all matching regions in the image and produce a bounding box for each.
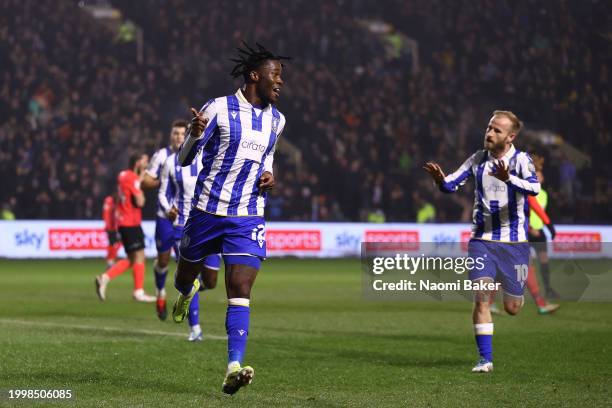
[0,258,611,407]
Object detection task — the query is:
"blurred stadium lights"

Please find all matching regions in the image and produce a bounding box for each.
[357,19,420,74]
[80,0,144,64]
[524,129,592,169]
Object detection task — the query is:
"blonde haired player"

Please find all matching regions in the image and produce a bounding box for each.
[425,110,540,373]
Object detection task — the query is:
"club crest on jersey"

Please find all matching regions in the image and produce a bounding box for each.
[251,224,265,248]
[180,233,190,249]
[271,117,280,134]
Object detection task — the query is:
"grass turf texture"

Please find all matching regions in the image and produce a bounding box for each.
[0,259,610,407]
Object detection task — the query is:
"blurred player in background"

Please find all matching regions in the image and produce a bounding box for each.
[171,43,288,394]
[141,120,189,318]
[526,179,560,313]
[102,192,121,267]
[424,110,539,373]
[185,258,222,341]
[95,153,156,303]
[528,162,560,299]
[157,149,221,339]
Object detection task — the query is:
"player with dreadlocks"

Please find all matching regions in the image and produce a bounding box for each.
[171,42,289,395]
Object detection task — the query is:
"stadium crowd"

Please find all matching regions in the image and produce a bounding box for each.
[1,0,610,223]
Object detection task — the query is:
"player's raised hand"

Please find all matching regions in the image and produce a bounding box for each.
[489,159,510,182]
[259,171,275,191]
[423,162,446,185]
[190,107,208,138]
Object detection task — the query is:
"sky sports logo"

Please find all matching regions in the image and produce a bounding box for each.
[267,230,321,251]
[48,229,109,250]
[552,232,602,252]
[459,231,602,253]
[364,231,419,251]
[14,229,45,250]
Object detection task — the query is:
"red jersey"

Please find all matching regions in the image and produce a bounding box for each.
[102,195,118,231]
[116,169,143,227]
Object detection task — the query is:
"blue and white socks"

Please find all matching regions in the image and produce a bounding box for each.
[188,291,200,328]
[154,261,168,298]
[474,323,494,362]
[226,298,250,367]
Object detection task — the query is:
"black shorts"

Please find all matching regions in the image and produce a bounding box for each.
[106,230,119,246]
[118,226,145,253]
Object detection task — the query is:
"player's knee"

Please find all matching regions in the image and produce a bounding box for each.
[131,250,145,264]
[226,263,257,298]
[236,284,251,298]
[157,257,169,269]
[228,281,252,299]
[504,301,522,315]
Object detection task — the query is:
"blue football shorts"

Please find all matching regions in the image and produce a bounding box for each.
[179,208,266,269]
[467,238,530,297]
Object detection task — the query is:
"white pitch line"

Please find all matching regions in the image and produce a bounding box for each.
[0,319,227,340]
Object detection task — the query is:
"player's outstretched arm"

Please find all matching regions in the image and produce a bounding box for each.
[178,107,208,166]
[425,153,476,193]
[423,162,446,185]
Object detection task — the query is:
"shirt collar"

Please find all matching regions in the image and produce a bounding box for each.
[235,88,248,104]
[235,88,268,111]
[488,144,516,161]
[504,144,516,159]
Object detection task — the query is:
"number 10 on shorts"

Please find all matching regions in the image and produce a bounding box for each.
[514,264,528,286]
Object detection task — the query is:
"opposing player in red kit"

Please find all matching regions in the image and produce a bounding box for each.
[102,193,122,267]
[95,153,156,302]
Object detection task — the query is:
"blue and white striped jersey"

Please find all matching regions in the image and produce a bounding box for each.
[179,89,285,217]
[146,146,173,218]
[440,145,540,242]
[158,152,203,227]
